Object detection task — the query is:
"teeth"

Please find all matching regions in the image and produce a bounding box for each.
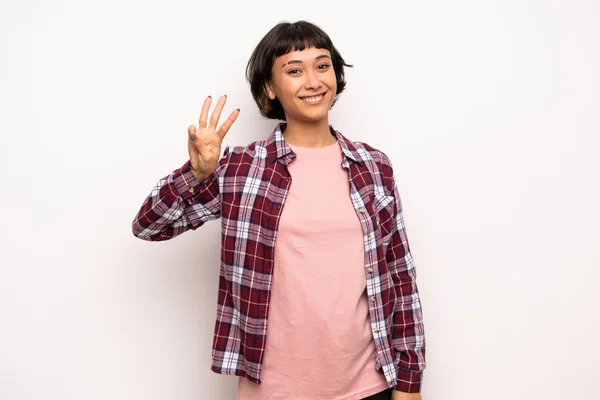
[302,94,324,103]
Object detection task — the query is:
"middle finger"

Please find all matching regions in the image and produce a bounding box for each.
[209,95,227,129]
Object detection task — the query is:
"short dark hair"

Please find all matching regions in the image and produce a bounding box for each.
[245,20,353,121]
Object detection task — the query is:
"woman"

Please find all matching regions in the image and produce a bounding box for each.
[132,20,426,400]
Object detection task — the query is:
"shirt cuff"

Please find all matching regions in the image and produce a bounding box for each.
[394,367,423,393]
[173,160,205,202]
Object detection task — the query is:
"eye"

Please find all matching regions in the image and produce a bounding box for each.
[318,63,331,70]
[287,68,301,75]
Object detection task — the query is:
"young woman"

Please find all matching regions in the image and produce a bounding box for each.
[132,20,426,400]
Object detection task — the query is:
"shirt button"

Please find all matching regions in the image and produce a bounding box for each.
[368,234,374,240]
[374,328,380,333]
[359,209,366,214]
[370,296,376,302]
[368,267,373,273]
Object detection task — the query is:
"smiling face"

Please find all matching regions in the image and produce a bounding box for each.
[266,46,337,124]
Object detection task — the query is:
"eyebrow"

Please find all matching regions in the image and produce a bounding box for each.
[281,54,331,68]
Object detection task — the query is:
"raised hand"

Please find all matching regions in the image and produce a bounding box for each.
[188,95,240,182]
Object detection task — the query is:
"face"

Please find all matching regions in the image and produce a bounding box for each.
[266,46,337,123]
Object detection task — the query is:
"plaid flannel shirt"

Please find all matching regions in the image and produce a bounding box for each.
[132,123,426,392]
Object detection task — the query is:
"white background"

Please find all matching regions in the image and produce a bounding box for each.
[1,0,599,399]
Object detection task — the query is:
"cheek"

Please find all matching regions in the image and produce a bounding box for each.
[278,81,302,101]
[326,72,337,92]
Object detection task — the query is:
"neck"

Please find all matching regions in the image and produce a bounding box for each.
[281,117,336,148]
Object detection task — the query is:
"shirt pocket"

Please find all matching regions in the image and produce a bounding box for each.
[372,193,396,244]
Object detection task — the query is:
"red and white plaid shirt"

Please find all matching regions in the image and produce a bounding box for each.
[132,123,426,392]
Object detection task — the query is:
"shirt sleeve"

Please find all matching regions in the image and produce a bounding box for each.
[131,147,231,241]
[385,162,427,393]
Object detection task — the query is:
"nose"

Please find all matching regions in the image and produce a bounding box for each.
[304,70,322,91]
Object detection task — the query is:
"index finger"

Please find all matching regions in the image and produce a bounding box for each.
[199,96,212,128]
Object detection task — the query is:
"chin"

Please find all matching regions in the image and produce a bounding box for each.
[300,110,329,123]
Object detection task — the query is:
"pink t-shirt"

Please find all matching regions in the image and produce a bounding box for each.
[237,140,389,400]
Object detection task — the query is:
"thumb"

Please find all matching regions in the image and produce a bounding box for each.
[188,125,198,142]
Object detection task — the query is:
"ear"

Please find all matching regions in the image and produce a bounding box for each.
[265,82,276,100]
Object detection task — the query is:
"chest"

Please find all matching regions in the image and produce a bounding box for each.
[219,160,395,242]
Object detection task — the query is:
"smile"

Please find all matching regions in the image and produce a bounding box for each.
[299,92,327,105]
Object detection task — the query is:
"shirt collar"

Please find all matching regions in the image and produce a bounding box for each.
[266,122,362,165]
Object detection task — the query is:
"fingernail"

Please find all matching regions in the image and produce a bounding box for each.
[224,94,227,98]
[207,95,211,99]
[236,108,240,112]
[190,134,197,142]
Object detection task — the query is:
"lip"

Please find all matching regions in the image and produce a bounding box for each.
[299,91,328,105]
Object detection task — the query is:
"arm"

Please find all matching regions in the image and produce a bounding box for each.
[392,391,422,400]
[131,151,229,242]
[132,95,239,242]
[386,168,426,394]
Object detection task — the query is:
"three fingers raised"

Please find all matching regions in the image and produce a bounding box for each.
[190,95,239,142]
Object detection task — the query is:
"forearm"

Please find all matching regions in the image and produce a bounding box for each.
[388,236,426,392]
[132,160,220,241]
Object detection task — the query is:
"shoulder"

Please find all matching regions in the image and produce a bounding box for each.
[338,133,397,195]
[357,141,393,166]
[340,134,395,175]
[220,138,270,164]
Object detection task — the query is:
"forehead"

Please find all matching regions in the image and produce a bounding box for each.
[273,47,331,66]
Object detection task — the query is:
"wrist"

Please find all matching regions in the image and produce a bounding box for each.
[391,390,422,400]
[190,164,209,183]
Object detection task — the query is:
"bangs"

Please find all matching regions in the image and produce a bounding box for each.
[271,24,333,59]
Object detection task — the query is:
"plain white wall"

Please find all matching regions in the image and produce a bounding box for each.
[1,0,599,399]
